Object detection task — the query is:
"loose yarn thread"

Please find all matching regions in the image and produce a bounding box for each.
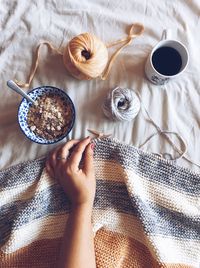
[16,42,63,88]
[15,23,144,88]
[137,92,200,168]
[102,87,140,121]
[102,86,200,168]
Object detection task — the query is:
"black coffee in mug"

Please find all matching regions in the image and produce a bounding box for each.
[152,46,182,76]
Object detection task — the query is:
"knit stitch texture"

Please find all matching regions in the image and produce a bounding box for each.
[0,138,199,268]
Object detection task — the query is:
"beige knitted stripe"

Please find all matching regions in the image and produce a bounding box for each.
[150,235,200,267]
[3,207,199,266]
[0,230,193,268]
[92,209,150,248]
[95,159,125,182]
[95,228,160,268]
[0,168,55,206]
[0,238,61,268]
[4,160,198,218]
[1,214,68,254]
[2,209,146,254]
[1,231,158,268]
[124,169,200,217]
[1,160,124,206]
[95,159,199,217]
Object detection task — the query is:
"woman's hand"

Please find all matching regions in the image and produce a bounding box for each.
[47,138,97,268]
[46,137,96,209]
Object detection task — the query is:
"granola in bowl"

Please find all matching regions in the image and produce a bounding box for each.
[27,93,72,140]
[18,86,75,144]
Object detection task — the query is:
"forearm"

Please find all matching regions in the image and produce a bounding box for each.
[58,204,96,268]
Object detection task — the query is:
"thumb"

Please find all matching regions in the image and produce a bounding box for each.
[83,142,95,176]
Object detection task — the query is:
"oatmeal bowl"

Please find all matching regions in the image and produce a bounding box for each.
[18,86,76,144]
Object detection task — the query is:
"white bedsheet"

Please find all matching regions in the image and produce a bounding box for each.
[0,0,200,171]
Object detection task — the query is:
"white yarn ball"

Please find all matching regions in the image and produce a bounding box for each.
[102,87,140,121]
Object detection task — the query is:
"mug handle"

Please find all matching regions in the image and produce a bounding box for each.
[161,29,172,40]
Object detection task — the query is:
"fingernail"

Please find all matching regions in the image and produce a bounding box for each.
[91,143,95,150]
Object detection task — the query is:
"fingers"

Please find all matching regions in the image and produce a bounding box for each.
[46,137,93,179]
[45,139,78,176]
[46,161,54,178]
[68,137,91,170]
[47,145,62,169]
[83,142,94,176]
[45,145,61,178]
[46,145,61,177]
[56,139,80,165]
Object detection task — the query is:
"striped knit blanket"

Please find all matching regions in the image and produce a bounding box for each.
[0,138,199,268]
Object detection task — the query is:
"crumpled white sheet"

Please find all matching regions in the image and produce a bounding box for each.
[0,0,200,172]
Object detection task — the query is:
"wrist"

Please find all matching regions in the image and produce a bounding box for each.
[71,202,93,214]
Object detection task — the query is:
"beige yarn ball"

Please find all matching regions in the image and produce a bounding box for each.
[15,23,144,87]
[63,33,109,80]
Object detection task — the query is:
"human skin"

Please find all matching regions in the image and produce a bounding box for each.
[46,137,96,268]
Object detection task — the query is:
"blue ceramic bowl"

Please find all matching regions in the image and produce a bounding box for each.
[18,86,76,144]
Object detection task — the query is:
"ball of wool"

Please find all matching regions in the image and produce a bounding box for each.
[15,23,144,87]
[102,87,140,121]
[63,33,109,80]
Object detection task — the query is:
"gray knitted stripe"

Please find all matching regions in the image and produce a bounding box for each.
[0,184,69,246]
[1,139,199,195]
[94,138,200,196]
[1,180,199,247]
[0,158,44,190]
[0,180,135,246]
[131,195,200,241]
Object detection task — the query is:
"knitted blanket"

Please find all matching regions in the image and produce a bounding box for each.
[0,138,199,268]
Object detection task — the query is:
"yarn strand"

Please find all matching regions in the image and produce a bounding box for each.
[15,42,63,88]
[134,90,200,168]
[14,23,144,87]
[101,23,144,80]
[102,86,200,168]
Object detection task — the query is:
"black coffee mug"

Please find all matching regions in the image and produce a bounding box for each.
[145,30,189,85]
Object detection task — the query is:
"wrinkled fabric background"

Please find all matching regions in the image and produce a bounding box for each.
[0,0,200,171]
